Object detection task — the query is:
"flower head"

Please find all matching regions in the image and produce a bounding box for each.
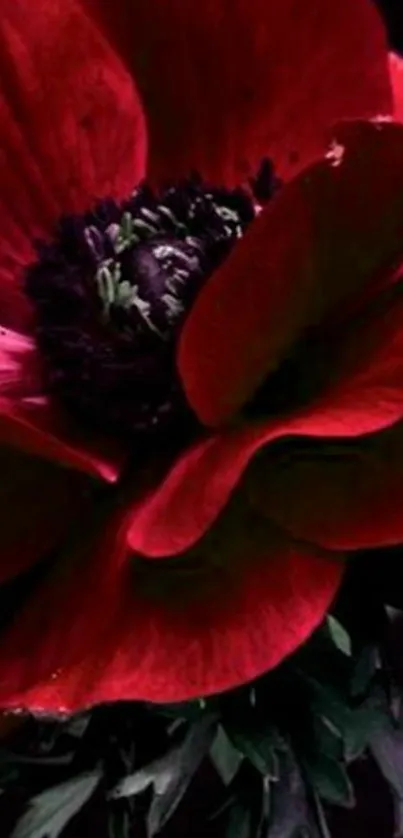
[0,0,401,712]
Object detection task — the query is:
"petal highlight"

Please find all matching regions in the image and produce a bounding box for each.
[129,279,403,558]
[0,498,343,709]
[390,53,403,122]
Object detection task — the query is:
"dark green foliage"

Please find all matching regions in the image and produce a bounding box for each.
[2,601,402,838]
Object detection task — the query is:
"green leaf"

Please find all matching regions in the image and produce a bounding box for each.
[326,616,352,657]
[108,805,133,838]
[312,715,343,761]
[350,645,378,697]
[210,726,244,786]
[11,769,101,838]
[151,697,217,722]
[344,701,389,762]
[305,753,354,808]
[111,715,217,836]
[266,746,321,838]
[297,673,352,738]
[226,725,281,780]
[226,803,251,838]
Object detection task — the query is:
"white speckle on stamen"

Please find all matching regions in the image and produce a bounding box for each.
[130,286,165,338]
[162,292,185,323]
[133,218,158,234]
[153,244,178,260]
[172,269,188,283]
[141,208,160,223]
[84,225,104,260]
[214,205,240,224]
[106,223,120,244]
[326,140,345,168]
[158,205,187,231]
[165,276,180,295]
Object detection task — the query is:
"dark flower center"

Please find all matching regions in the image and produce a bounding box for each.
[26,162,280,438]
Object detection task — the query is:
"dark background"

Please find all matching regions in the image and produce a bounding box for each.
[376,0,403,51]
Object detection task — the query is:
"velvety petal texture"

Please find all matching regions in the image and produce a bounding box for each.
[0,447,88,582]
[0,0,146,477]
[179,120,403,426]
[247,422,403,551]
[82,0,391,184]
[129,277,403,558]
[0,496,343,709]
[0,0,145,336]
[0,0,398,712]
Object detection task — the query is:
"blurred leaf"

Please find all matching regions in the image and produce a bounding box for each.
[327,616,352,657]
[151,697,217,722]
[350,645,378,697]
[345,700,389,762]
[297,674,353,739]
[265,746,321,838]
[111,715,217,836]
[108,804,133,838]
[11,769,101,838]
[312,717,343,762]
[226,724,281,780]
[304,753,354,808]
[210,726,244,786]
[226,803,251,838]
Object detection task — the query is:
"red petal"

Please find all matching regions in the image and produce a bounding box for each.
[390,53,403,122]
[178,120,403,426]
[0,498,343,709]
[0,328,123,481]
[247,422,403,551]
[0,0,146,332]
[128,280,403,557]
[0,447,88,583]
[82,0,390,185]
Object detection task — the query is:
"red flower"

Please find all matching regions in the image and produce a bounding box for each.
[0,0,401,713]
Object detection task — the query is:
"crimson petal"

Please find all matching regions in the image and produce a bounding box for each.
[390,53,403,122]
[0,329,123,481]
[178,120,403,426]
[128,279,403,557]
[0,497,343,709]
[82,0,391,185]
[0,447,88,582]
[0,0,146,335]
[247,422,403,551]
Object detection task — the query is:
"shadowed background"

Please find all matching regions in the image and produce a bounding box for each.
[375,0,403,51]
